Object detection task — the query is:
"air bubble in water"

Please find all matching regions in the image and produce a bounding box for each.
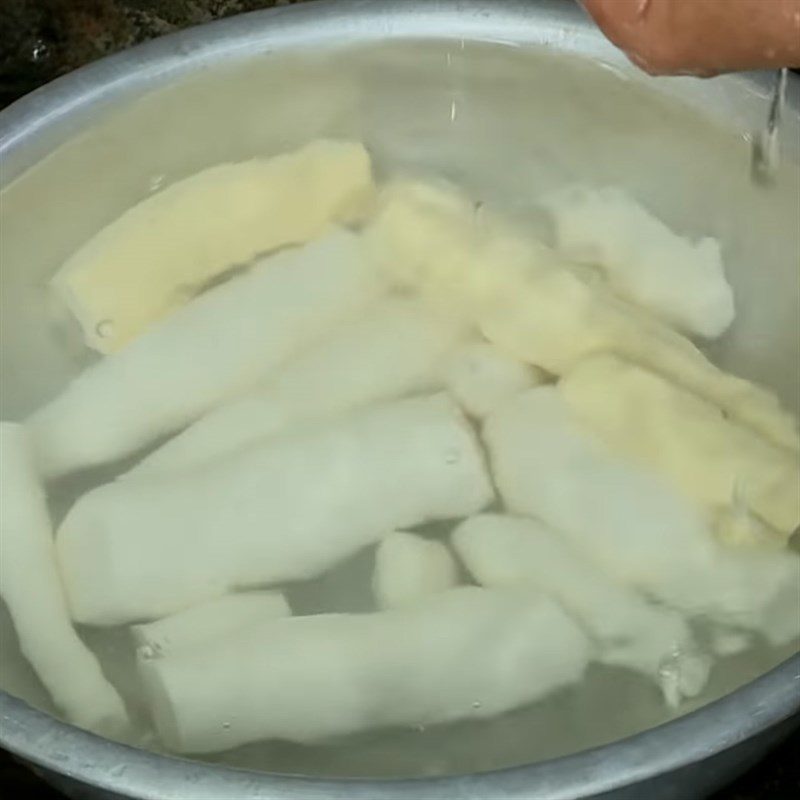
[149,174,166,192]
[138,645,156,661]
[96,319,115,340]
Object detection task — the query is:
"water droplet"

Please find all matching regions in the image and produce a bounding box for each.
[416,724,426,733]
[658,656,682,710]
[450,100,458,123]
[95,319,114,339]
[149,174,166,192]
[658,661,675,680]
[472,701,482,709]
[222,722,231,730]
[751,69,787,187]
[31,40,49,63]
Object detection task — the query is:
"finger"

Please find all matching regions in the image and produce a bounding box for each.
[581,0,800,76]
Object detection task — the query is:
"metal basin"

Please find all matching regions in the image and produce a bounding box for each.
[1,2,798,798]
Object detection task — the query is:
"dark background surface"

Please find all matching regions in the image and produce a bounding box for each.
[0,1,798,797]
[0,0,308,108]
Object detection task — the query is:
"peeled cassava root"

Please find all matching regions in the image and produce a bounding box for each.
[127,297,463,477]
[139,587,590,753]
[131,592,290,656]
[542,185,734,338]
[57,395,493,625]
[0,423,128,736]
[482,387,800,637]
[441,340,543,419]
[372,531,458,610]
[453,514,710,708]
[364,180,798,451]
[28,230,383,479]
[560,355,800,538]
[53,140,375,352]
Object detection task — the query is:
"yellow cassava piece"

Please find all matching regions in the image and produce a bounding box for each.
[365,179,799,451]
[53,140,375,353]
[559,355,800,538]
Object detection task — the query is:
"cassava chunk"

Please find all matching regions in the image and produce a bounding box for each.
[131,592,290,656]
[453,514,710,708]
[482,387,799,635]
[543,185,734,338]
[0,423,128,735]
[57,395,493,625]
[128,297,462,477]
[364,180,797,450]
[53,140,375,352]
[139,587,590,753]
[442,340,543,419]
[372,531,458,610]
[29,230,383,478]
[560,355,800,537]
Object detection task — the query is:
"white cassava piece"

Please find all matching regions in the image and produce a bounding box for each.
[482,387,800,635]
[543,186,734,338]
[560,354,800,537]
[453,514,710,708]
[131,592,291,656]
[366,179,798,449]
[28,229,383,478]
[128,297,463,477]
[442,340,543,419]
[57,395,493,625]
[52,140,375,352]
[372,531,458,610]
[139,587,591,753]
[0,423,128,735]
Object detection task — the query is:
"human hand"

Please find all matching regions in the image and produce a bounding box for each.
[581,0,800,76]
